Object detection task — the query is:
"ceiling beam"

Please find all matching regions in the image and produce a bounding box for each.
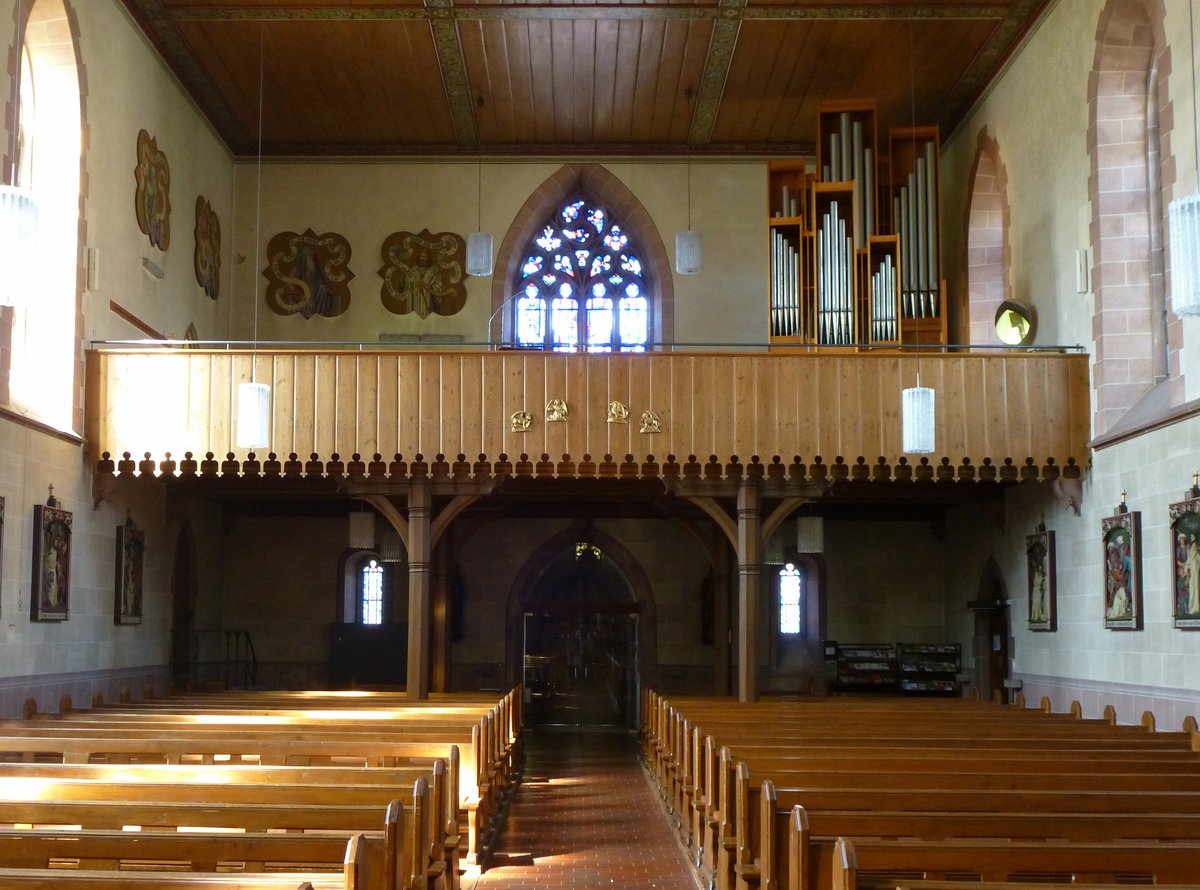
[424,0,479,148]
[122,0,248,148]
[688,0,745,146]
[164,5,1008,23]
[934,0,1048,138]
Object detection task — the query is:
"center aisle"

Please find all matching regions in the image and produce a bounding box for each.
[467,730,701,890]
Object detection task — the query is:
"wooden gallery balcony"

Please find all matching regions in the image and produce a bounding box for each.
[85,347,1089,496]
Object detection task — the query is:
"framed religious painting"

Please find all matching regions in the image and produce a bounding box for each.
[1026,526,1056,631]
[31,504,72,621]
[114,518,145,625]
[1101,508,1142,631]
[1169,493,1200,629]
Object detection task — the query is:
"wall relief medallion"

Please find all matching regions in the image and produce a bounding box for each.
[380,229,466,318]
[134,129,171,250]
[264,229,354,318]
[193,196,221,300]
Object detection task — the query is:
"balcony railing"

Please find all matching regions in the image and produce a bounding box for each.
[85,344,1090,481]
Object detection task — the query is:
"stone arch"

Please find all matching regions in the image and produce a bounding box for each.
[964,128,1012,347]
[1088,0,1181,435]
[503,524,658,690]
[490,163,675,346]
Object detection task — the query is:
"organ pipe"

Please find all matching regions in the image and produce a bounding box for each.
[893,140,941,322]
[924,141,939,317]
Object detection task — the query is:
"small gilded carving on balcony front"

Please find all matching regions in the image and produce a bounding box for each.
[546,399,568,422]
[640,410,662,433]
[607,400,629,424]
[511,410,533,433]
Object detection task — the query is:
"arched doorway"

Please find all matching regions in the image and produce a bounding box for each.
[510,531,651,729]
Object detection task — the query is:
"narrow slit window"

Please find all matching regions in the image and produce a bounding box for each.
[779,563,803,635]
[361,559,384,625]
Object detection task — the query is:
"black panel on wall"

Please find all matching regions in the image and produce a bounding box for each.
[328,624,407,688]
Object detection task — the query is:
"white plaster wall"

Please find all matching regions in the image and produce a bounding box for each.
[941,1,1099,352]
[75,0,237,343]
[227,159,767,347]
[940,0,1200,726]
[0,0,236,715]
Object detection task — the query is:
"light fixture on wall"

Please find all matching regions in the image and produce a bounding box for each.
[236,27,270,450]
[1169,1,1200,316]
[900,21,935,454]
[675,146,702,275]
[0,0,38,309]
[465,150,493,277]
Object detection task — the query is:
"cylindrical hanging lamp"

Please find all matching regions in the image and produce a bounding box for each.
[676,229,702,275]
[348,511,376,550]
[466,231,494,277]
[901,385,936,454]
[795,516,824,554]
[1169,194,1200,316]
[236,381,270,449]
[378,526,404,563]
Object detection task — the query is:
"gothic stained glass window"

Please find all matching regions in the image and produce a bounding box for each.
[514,196,650,351]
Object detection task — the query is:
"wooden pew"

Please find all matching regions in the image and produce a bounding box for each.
[894,882,1200,890]
[734,779,1200,890]
[645,691,1200,890]
[2,711,518,865]
[831,835,1200,888]
[0,871,349,889]
[0,828,372,881]
[0,773,446,889]
[779,802,1200,890]
[0,688,526,889]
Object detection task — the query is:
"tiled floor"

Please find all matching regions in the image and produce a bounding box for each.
[467,730,701,890]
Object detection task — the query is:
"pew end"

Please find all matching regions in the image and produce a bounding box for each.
[831,837,856,890]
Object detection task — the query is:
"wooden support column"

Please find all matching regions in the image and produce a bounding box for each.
[406,476,432,700]
[713,535,731,697]
[736,478,762,703]
[431,538,452,693]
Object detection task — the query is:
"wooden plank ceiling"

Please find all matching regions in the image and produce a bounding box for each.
[122,0,1047,157]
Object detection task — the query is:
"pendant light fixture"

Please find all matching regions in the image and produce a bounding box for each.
[1169,0,1200,316]
[347,509,376,550]
[900,20,935,454]
[236,26,270,450]
[465,152,493,276]
[675,146,702,275]
[676,87,700,277]
[0,0,38,309]
[902,378,936,454]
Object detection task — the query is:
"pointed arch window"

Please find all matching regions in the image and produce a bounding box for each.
[513,196,649,352]
[2,0,82,432]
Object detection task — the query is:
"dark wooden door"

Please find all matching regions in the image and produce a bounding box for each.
[523,610,637,727]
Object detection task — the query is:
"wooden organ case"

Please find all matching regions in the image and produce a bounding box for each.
[768,100,948,349]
